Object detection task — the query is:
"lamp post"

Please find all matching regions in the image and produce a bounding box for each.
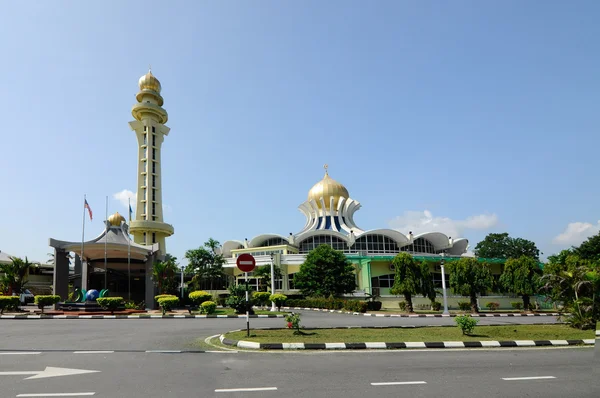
[180,265,185,299]
[270,254,277,312]
[440,252,449,315]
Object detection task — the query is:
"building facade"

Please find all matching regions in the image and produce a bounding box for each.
[220,166,476,303]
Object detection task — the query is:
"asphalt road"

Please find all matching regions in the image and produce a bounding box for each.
[0,310,562,351]
[0,347,596,397]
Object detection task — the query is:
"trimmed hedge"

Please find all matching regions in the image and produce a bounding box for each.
[157,296,179,315]
[96,297,124,314]
[0,296,20,314]
[458,301,471,311]
[253,292,272,306]
[366,301,383,311]
[155,294,176,301]
[34,295,61,313]
[269,293,288,311]
[201,300,217,315]
[189,291,213,305]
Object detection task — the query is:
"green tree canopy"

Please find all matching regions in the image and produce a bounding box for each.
[151,254,179,295]
[184,238,226,291]
[448,257,494,313]
[574,232,600,261]
[294,244,356,297]
[389,253,430,313]
[500,256,542,310]
[254,264,283,292]
[474,232,540,260]
[0,256,33,294]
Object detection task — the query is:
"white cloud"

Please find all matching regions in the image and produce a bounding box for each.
[552,221,600,246]
[113,189,136,208]
[388,210,499,238]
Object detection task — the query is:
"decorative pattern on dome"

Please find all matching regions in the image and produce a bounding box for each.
[138,69,161,93]
[108,212,126,226]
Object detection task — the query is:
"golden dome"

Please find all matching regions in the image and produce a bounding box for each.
[308,165,349,210]
[138,70,161,93]
[108,212,126,226]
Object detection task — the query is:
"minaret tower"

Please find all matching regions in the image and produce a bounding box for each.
[128,69,174,254]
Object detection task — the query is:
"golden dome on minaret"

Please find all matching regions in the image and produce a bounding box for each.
[108,212,126,226]
[138,69,161,93]
[308,165,349,210]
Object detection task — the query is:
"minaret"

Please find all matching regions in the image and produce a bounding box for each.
[128,69,174,254]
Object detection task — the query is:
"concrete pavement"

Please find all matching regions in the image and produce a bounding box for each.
[0,346,596,397]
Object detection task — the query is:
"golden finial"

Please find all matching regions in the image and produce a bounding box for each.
[324,164,328,176]
[148,64,152,73]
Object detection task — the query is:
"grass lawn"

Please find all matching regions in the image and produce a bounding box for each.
[225,325,594,343]
[191,308,289,316]
[373,309,560,315]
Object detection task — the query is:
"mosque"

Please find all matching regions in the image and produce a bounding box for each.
[220,165,473,299]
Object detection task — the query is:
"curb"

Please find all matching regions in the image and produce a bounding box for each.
[219,334,595,350]
[0,314,285,320]
[283,307,562,318]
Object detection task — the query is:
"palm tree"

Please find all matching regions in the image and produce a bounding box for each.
[151,256,179,294]
[0,256,33,294]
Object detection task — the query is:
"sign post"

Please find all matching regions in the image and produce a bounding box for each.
[236,253,256,337]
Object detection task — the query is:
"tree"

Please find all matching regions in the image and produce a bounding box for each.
[151,255,179,295]
[474,233,540,260]
[448,257,494,313]
[185,238,226,291]
[0,256,33,295]
[500,256,542,310]
[574,232,600,261]
[294,244,356,297]
[389,253,426,313]
[254,264,283,292]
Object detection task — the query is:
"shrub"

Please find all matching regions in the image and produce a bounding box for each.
[0,296,20,314]
[189,291,213,306]
[458,301,471,311]
[96,297,124,314]
[455,315,479,335]
[270,293,288,311]
[157,296,179,315]
[344,300,368,313]
[367,301,382,311]
[155,294,176,303]
[430,301,442,311]
[34,295,61,313]
[285,312,302,334]
[226,284,253,314]
[511,301,523,310]
[253,292,272,307]
[486,302,500,311]
[201,300,217,315]
[398,301,407,312]
[124,301,142,310]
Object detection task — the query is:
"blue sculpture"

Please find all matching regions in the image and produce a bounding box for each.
[86,289,99,302]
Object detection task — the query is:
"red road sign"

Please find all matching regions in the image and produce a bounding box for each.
[236,253,256,273]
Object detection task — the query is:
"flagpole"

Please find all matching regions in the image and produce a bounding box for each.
[128,197,131,302]
[104,196,108,291]
[81,195,87,291]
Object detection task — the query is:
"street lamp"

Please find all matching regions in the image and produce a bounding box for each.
[440,252,449,315]
[270,254,277,312]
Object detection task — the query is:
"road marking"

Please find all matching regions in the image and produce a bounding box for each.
[73,351,114,354]
[215,387,277,392]
[0,367,100,380]
[502,376,556,381]
[17,393,95,397]
[145,350,181,353]
[0,352,41,355]
[371,381,427,386]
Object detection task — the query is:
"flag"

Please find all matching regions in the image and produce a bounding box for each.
[84,199,93,220]
[129,203,133,222]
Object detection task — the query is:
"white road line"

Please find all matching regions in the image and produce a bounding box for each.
[73,351,114,354]
[371,381,427,386]
[0,352,41,355]
[17,393,95,397]
[502,376,556,381]
[145,350,181,353]
[215,387,277,392]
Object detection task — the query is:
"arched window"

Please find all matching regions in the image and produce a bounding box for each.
[262,237,289,247]
[352,234,401,254]
[298,235,349,253]
[400,238,435,254]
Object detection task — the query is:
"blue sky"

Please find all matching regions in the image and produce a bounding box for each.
[1,1,598,264]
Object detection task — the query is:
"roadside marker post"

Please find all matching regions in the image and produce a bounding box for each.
[236,253,256,337]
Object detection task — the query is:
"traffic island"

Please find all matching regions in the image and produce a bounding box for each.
[220,325,595,350]
[282,307,563,318]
